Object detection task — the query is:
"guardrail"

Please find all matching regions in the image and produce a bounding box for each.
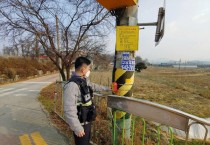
[54,81,210,145]
[108,95,210,145]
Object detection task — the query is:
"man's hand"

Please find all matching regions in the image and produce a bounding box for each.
[77,130,85,137]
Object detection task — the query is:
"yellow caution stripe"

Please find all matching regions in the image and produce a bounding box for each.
[115,69,126,81]
[115,69,134,96]
[113,68,135,119]
[115,69,134,86]
[19,134,32,145]
[31,132,48,145]
[19,132,48,145]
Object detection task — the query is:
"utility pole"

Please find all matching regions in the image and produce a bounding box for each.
[96,1,139,144]
[97,0,165,144]
[111,4,139,144]
[56,15,62,81]
[179,59,181,70]
[35,34,39,60]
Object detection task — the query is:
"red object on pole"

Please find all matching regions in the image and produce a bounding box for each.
[112,82,118,93]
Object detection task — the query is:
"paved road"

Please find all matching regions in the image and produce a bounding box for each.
[0,74,70,145]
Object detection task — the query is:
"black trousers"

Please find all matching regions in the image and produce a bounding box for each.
[73,123,91,145]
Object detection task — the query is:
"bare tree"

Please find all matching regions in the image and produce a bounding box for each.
[0,0,112,80]
[3,35,40,58]
[3,46,15,56]
[90,53,113,70]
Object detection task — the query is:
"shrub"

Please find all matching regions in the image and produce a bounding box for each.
[3,68,16,80]
[44,61,57,72]
[0,57,7,72]
[0,56,57,81]
[16,68,26,78]
[26,66,38,76]
[135,62,147,72]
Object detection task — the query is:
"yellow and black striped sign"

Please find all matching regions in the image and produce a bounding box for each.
[113,67,135,118]
[114,68,134,96]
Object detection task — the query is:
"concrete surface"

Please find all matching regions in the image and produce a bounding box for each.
[0,74,70,145]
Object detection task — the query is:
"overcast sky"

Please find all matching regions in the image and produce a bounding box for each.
[106,0,210,63]
[1,0,209,63]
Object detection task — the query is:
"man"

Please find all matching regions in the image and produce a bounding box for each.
[64,56,107,145]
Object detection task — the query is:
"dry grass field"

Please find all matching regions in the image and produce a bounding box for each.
[90,66,210,118]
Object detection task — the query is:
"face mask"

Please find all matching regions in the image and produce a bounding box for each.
[85,70,90,78]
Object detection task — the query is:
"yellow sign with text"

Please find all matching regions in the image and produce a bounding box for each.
[116,26,139,51]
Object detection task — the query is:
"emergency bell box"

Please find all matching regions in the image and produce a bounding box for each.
[97,0,137,11]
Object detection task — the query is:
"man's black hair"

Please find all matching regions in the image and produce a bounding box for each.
[75,57,91,70]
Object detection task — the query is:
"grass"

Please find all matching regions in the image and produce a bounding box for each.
[89,67,210,118]
[133,67,210,118]
[38,67,210,144]
[38,83,55,112]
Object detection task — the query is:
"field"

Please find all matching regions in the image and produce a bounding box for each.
[90,66,210,118]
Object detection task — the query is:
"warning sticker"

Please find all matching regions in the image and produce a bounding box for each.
[122,53,130,60]
[121,60,135,71]
[121,53,135,71]
[116,26,139,51]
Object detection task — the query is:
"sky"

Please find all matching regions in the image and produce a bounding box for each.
[1,0,210,63]
[106,0,210,63]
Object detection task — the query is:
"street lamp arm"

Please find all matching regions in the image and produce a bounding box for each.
[137,22,157,26]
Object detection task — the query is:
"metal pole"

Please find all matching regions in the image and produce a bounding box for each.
[112,2,139,144]
[56,15,64,119]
